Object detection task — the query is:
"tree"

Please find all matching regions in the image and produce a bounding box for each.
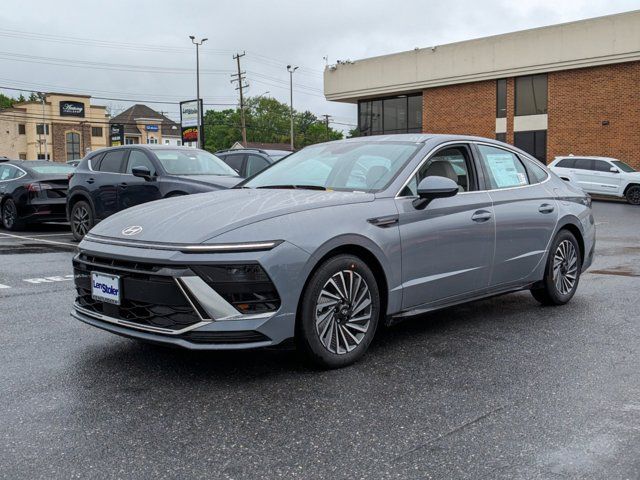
[0,93,14,109]
[201,96,343,152]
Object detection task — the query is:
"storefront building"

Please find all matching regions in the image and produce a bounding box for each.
[0,93,109,161]
[324,10,640,168]
[108,104,182,147]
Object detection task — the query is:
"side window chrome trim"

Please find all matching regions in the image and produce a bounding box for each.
[395,140,550,199]
[0,164,27,182]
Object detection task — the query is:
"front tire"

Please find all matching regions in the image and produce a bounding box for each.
[625,185,640,205]
[531,230,582,306]
[70,200,94,241]
[2,199,24,231]
[297,254,380,368]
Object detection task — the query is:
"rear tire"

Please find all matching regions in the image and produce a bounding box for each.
[297,254,380,369]
[70,200,94,241]
[531,230,582,306]
[625,185,640,205]
[1,199,24,231]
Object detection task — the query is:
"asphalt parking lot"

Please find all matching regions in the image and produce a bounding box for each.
[1,201,639,479]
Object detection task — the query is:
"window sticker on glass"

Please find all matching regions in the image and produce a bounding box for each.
[486,154,528,188]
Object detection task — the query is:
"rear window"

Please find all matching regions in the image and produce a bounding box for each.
[525,159,549,183]
[29,165,75,174]
[556,158,575,168]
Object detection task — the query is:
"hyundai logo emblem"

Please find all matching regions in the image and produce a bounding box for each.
[121,225,143,236]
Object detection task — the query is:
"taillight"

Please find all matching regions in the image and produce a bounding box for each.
[27,182,53,192]
[67,173,74,180]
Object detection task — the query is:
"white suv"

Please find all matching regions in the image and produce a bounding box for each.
[548,156,640,205]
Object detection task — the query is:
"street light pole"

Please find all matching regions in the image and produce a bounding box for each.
[190,36,208,149]
[287,65,298,151]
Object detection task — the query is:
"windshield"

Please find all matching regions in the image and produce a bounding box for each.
[244,141,421,192]
[612,160,636,173]
[155,149,239,176]
[30,165,76,174]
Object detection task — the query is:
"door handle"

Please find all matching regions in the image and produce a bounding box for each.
[119,182,128,189]
[538,203,555,214]
[86,178,95,184]
[471,210,492,222]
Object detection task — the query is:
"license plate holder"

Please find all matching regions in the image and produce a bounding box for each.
[91,272,121,306]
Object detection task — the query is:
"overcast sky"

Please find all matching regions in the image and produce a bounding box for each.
[0,0,637,132]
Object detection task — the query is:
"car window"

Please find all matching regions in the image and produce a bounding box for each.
[99,150,127,173]
[593,160,612,172]
[400,146,474,196]
[0,165,15,180]
[525,159,548,184]
[477,145,529,189]
[556,158,575,168]
[222,154,245,174]
[155,149,238,176]
[573,158,594,171]
[246,154,270,177]
[29,165,75,174]
[126,150,156,176]
[611,160,635,173]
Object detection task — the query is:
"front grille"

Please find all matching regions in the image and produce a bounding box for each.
[74,255,201,331]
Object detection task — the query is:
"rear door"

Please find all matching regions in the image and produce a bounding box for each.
[220,153,246,176]
[569,158,598,193]
[475,143,558,287]
[92,149,128,219]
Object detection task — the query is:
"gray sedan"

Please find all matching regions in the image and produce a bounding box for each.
[71,134,595,368]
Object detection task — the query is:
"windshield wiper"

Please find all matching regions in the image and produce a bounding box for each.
[256,184,327,191]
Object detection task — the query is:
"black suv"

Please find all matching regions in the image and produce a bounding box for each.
[67,145,241,240]
[215,148,290,177]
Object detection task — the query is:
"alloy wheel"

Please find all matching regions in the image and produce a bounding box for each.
[72,205,90,236]
[553,239,578,295]
[2,201,16,229]
[627,187,640,205]
[315,269,372,355]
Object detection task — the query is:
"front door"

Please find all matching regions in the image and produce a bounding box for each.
[118,149,162,211]
[396,144,495,309]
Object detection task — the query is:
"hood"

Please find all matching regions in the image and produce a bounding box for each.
[168,174,242,189]
[87,188,375,244]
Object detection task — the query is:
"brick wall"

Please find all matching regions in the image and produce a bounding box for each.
[423,80,496,138]
[51,123,92,162]
[548,62,640,169]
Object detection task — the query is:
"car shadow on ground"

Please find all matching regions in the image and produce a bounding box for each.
[70,289,548,383]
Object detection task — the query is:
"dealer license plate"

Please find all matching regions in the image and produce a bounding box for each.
[91,272,121,305]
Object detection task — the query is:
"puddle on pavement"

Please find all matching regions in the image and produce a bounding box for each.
[589,266,639,277]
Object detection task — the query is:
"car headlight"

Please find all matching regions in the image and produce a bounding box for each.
[191,264,281,314]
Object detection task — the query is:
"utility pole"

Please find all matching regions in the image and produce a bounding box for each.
[322,114,331,141]
[287,65,298,151]
[231,52,248,145]
[189,35,208,149]
[38,92,48,160]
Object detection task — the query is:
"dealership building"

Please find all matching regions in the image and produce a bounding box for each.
[0,93,109,161]
[324,10,640,168]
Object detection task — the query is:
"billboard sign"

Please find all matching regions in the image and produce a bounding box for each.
[145,124,159,132]
[110,124,125,146]
[60,100,85,117]
[180,99,203,144]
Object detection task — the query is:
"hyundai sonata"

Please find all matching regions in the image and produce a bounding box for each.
[72,135,595,368]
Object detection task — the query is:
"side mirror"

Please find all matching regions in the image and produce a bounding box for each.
[132,166,154,181]
[413,176,459,210]
[610,166,619,173]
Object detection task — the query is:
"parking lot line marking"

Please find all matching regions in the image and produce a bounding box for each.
[0,283,10,289]
[0,232,76,247]
[4,233,73,238]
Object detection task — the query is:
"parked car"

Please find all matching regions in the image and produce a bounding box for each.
[66,145,241,241]
[0,159,75,230]
[215,148,290,177]
[72,135,595,368]
[549,156,640,205]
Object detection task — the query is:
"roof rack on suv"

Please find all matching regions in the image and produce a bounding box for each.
[215,148,269,155]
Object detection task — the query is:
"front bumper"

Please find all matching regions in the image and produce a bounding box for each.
[71,237,311,349]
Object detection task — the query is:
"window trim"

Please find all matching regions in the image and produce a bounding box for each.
[395,141,550,198]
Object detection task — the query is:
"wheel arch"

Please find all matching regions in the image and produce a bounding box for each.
[66,191,94,220]
[295,239,392,333]
[555,217,585,263]
[623,182,640,195]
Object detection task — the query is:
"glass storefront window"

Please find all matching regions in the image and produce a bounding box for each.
[358,94,422,136]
